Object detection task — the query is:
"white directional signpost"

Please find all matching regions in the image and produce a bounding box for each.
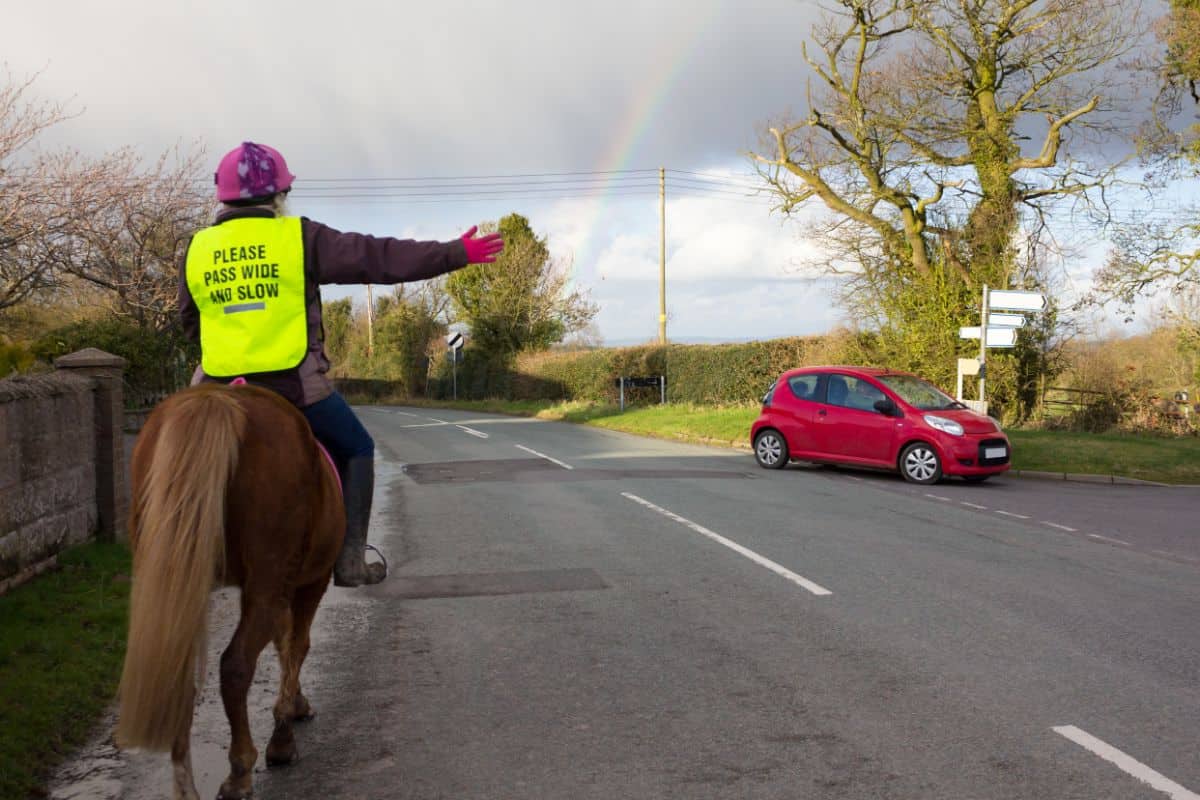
[958,326,1017,348]
[958,285,1045,413]
[987,313,1026,328]
[988,289,1047,312]
[447,331,465,400]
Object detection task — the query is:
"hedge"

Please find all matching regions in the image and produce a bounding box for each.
[428,330,874,405]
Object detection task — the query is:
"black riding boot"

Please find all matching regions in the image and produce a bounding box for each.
[333,454,387,587]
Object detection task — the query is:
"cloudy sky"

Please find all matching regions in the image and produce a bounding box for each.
[4,0,1181,344]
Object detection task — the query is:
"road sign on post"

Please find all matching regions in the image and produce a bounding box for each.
[447,332,465,399]
[959,326,1017,347]
[964,285,1046,414]
[956,357,982,403]
[987,313,1026,328]
[988,289,1046,311]
[616,376,666,411]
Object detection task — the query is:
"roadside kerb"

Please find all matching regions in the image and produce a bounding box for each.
[732,440,1192,487]
[1009,470,1194,487]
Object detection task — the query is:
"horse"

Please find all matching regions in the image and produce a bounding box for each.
[115,382,345,800]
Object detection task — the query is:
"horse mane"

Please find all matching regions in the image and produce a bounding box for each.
[117,385,246,751]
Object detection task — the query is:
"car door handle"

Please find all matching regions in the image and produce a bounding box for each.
[818,409,827,416]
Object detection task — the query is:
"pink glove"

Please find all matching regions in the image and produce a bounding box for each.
[461,226,505,264]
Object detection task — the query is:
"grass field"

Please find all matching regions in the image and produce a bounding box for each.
[0,542,131,799]
[408,398,1200,484]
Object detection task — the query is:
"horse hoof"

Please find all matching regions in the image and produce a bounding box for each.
[294,710,316,723]
[265,747,299,768]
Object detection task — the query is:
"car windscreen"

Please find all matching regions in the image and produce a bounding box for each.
[877,374,963,410]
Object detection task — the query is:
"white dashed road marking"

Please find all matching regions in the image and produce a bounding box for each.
[1153,550,1199,563]
[515,444,573,470]
[1053,726,1199,800]
[1088,534,1132,547]
[961,502,988,510]
[925,493,952,501]
[1042,521,1078,532]
[622,493,832,597]
[996,510,1030,519]
[457,425,489,438]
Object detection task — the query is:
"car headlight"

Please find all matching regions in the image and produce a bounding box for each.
[923,414,964,436]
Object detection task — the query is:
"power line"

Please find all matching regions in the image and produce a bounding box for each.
[300,167,661,182]
[296,188,778,206]
[296,175,665,192]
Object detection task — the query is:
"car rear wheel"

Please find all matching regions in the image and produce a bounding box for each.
[899,442,942,484]
[754,430,789,470]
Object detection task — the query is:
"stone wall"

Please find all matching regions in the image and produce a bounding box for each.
[0,349,128,594]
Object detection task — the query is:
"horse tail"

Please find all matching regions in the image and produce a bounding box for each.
[116,387,246,751]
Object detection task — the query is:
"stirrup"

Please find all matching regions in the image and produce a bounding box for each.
[364,543,389,580]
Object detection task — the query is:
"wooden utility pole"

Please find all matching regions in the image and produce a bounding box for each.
[366,284,375,357]
[659,167,667,345]
[978,284,989,409]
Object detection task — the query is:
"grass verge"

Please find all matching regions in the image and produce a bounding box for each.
[1004,429,1200,484]
[390,398,1200,484]
[0,541,131,799]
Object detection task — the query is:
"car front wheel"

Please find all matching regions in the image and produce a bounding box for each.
[754,430,789,470]
[899,442,942,484]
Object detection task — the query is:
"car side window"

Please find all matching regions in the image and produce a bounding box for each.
[827,375,887,412]
[762,380,777,405]
[786,375,819,402]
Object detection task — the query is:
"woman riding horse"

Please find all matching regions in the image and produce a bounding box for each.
[116,142,503,799]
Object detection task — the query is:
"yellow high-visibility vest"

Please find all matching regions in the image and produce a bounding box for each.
[185,216,308,377]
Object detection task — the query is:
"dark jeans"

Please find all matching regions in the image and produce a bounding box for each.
[300,392,374,471]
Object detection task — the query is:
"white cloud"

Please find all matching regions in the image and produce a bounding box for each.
[582,190,825,283]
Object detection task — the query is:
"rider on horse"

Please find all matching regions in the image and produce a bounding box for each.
[178,141,504,587]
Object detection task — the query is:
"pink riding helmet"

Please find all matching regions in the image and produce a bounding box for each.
[214,142,296,202]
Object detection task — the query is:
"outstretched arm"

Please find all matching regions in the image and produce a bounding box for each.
[306,220,504,285]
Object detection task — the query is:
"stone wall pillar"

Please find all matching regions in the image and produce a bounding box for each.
[54,349,129,543]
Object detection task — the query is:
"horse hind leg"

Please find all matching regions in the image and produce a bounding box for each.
[266,579,328,766]
[170,686,201,800]
[266,607,299,767]
[217,599,281,800]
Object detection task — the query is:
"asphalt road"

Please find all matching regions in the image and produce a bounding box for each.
[51,407,1200,799]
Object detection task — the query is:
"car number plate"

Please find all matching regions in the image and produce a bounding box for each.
[985,446,1007,459]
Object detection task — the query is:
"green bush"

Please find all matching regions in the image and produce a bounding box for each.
[0,341,36,377]
[31,317,197,404]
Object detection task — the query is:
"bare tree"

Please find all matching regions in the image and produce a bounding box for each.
[1093,1,1200,320]
[0,69,77,310]
[754,0,1144,295]
[36,145,211,331]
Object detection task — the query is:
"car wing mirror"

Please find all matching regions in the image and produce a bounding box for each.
[874,397,899,416]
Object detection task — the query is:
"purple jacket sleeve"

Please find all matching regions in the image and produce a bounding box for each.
[178,237,199,341]
[303,218,470,285]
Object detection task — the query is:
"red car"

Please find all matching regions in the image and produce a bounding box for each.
[750,366,1010,484]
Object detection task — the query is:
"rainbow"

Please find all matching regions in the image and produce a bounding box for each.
[567,4,724,282]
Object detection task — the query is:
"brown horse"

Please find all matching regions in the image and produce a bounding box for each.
[116,382,345,800]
